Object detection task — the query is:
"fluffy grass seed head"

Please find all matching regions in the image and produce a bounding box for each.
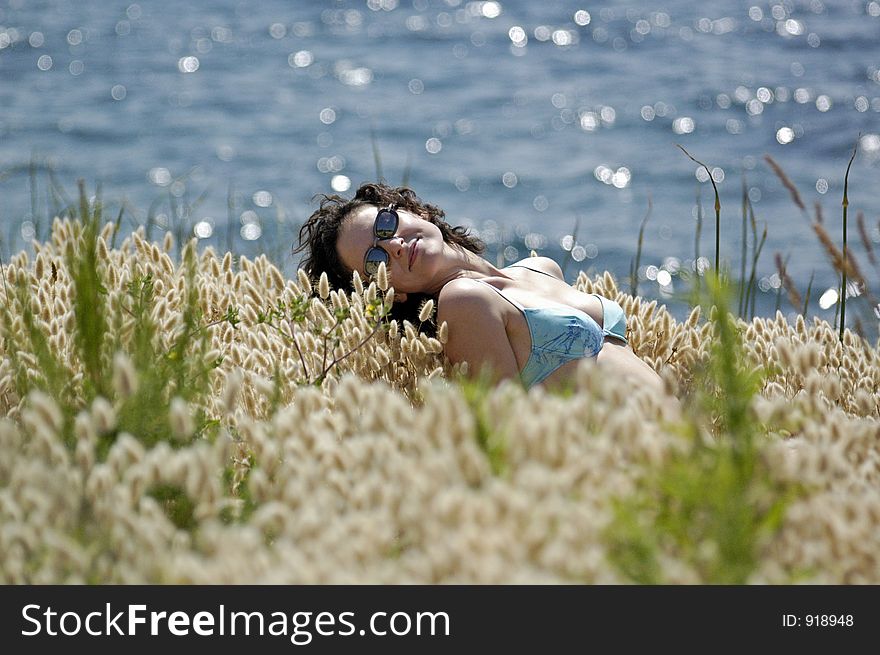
[222,369,244,414]
[351,269,364,296]
[419,299,435,323]
[297,269,312,295]
[376,262,388,292]
[169,397,194,441]
[112,351,139,398]
[91,397,117,434]
[318,272,330,300]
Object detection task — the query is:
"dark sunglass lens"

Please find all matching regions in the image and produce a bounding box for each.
[374,209,398,239]
[364,247,388,276]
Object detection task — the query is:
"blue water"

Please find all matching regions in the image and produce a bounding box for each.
[1,0,879,334]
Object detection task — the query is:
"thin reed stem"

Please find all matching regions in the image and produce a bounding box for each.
[162,317,232,358]
[694,183,703,294]
[774,251,801,311]
[145,196,163,243]
[857,211,877,268]
[763,155,808,220]
[747,222,767,319]
[170,189,184,255]
[226,180,235,256]
[0,238,8,307]
[840,137,858,342]
[803,271,814,318]
[272,200,287,268]
[44,165,61,234]
[813,220,868,287]
[94,181,103,224]
[743,196,760,318]
[111,203,125,249]
[833,288,840,332]
[630,193,652,297]
[287,323,312,381]
[370,123,384,183]
[739,175,748,316]
[401,151,413,189]
[317,320,385,385]
[47,165,74,215]
[677,145,720,276]
[29,152,40,243]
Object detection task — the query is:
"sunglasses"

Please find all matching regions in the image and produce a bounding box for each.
[363,204,399,277]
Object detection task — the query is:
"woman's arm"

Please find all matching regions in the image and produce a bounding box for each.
[437,279,520,384]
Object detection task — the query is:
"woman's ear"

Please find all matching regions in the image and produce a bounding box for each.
[395,292,409,303]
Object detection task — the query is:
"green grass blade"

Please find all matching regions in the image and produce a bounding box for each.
[630,194,652,297]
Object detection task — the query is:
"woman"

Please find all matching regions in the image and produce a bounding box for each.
[295,182,664,393]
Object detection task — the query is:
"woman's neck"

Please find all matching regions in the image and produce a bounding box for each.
[426,245,506,295]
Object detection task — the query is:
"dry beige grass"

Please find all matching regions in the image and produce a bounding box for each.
[1,219,878,583]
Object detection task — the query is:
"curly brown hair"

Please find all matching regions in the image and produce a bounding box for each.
[294,182,485,333]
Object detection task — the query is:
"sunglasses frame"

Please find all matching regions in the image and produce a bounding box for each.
[362,204,399,277]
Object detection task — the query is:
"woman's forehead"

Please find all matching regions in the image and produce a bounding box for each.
[341,205,379,244]
[348,203,379,226]
[337,205,379,271]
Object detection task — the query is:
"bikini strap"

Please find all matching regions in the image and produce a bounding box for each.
[470,278,526,311]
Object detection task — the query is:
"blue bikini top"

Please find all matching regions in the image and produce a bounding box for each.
[473,265,627,389]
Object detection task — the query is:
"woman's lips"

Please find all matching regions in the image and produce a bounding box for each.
[409,239,419,270]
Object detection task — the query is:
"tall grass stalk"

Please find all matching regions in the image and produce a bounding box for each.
[47,162,74,219]
[775,252,801,312]
[764,154,808,221]
[370,123,384,182]
[145,196,162,244]
[112,259,225,454]
[739,175,748,316]
[678,145,720,276]
[29,152,40,241]
[694,183,703,295]
[6,274,76,444]
[226,180,236,256]
[401,151,413,190]
[45,162,62,229]
[857,211,877,269]
[271,200,288,268]
[72,180,110,399]
[629,194,652,297]
[803,271,814,318]
[0,231,8,306]
[745,205,767,319]
[257,274,391,386]
[606,273,795,583]
[111,203,125,250]
[460,374,508,477]
[840,139,858,342]
[170,188,183,253]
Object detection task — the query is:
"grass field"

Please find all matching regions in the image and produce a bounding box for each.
[1,182,878,584]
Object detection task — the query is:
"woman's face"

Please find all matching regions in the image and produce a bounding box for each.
[336,204,446,294]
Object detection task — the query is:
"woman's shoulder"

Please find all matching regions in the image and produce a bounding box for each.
[508,256,564,280]
[437,277,499,315]
[436,278,513,365]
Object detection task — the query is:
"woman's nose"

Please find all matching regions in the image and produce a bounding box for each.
[381,236,405,258]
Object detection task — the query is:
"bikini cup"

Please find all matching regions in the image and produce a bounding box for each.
[469,274,606,388]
